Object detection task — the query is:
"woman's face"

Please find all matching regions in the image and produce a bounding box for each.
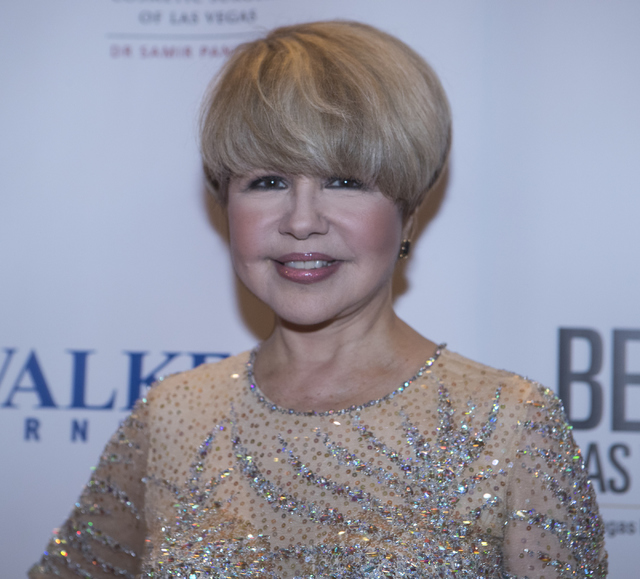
[227,173,408,327]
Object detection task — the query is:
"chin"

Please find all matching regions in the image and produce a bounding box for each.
[265,293,353,328]
[272,307,338,329]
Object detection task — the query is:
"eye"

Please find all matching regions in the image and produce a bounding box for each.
[325,177,365,190]
[247,176,288,190]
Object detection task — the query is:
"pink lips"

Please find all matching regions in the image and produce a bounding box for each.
[274,253,340,284]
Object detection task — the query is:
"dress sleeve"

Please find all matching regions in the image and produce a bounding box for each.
[28,398,150,579]
[502,384,608,578]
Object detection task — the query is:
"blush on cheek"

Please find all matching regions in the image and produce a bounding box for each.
[358,202,404,259]
[227,204,262,262]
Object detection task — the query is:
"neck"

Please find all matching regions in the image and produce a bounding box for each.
[253,299,436,412]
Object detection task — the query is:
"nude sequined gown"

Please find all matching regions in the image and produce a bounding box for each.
[30,348,607,578]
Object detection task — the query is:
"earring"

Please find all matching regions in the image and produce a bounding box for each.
[398,239,411,259]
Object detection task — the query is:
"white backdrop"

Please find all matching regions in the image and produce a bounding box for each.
[1,1,639,577]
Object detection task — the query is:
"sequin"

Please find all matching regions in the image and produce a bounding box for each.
[30,349,607,578]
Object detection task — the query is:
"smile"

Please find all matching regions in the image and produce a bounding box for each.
[283,260,336,270]
[274,253,341,284]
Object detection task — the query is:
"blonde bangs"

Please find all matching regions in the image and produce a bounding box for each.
[200,21,451,216]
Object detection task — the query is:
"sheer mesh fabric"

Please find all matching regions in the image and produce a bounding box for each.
[30,349,607,578]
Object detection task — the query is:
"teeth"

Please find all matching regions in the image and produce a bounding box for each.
[284,260,333,270]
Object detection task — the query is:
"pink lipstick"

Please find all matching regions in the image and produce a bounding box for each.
[274,253,340,284]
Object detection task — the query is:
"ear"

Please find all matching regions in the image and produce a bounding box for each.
[402,212,415,239]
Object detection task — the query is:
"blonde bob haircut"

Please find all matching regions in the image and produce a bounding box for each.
[200,20,451,217]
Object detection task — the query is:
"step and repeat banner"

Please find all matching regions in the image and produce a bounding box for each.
[1,1,638,576]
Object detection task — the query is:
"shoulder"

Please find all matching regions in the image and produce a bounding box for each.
[435,348,564,422]
[433,349,580,475]
[130,351,253,464]
[144,350,252,411]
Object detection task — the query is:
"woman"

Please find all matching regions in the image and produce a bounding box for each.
[30,21,607,578]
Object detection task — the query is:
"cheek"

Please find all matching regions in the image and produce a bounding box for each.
[350,203,403,259]
[227,203,264,266]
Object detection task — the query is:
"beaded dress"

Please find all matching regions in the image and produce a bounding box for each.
[30,347,607,578]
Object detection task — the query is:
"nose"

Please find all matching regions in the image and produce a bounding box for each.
[278,177,329,239]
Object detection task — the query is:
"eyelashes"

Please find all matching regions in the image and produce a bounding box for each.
[245,176,367,192]
[325,177,365,190]
[246,176,287,190]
